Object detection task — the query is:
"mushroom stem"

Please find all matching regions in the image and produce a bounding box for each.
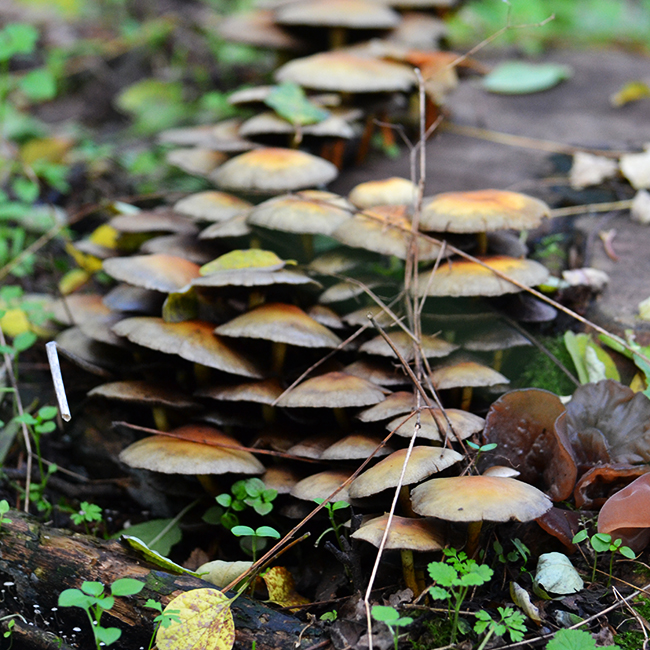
[460,386,473,411]
[329,27,346,50]
[492,349,504,372]
[476,231,488,256]
[271,341,287,375]
[400,549,421,596]
[399,486,417,518]
[333,407,350,432]
[301,233,314,262]
[356,115,376,166]
[262,404,276,424]
[248,290,265,310]
[193,363,211,387]
[466,520,483,558]
[152,407,169,432]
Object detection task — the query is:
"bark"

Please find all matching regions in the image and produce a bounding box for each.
[0,510,326,650]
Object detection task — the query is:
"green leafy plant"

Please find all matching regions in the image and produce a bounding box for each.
[474,607,527,648]
[493,537,531,574]
[70,501,104,535]
[320,610,338,622]
[371,605,413,650]
[572,530,635,585]
[546,627,620,650]
[427,548,494,643]
[58,578,145,649]
[313,498,350,550]
[144,598,182,650]
[205,477,278,530]
[231,525,281,562]
[466,440,498,468]
[0,499,12,528]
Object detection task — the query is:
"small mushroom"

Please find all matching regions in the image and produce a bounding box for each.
[348,177,418,209]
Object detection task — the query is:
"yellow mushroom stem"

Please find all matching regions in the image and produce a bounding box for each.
[400,549,421,596]
[329,27,347,50]
[492,349,504,373]
[476,231,488,256]
[460,386,473,411]
[333,407,350,432]
[193,362,211,387]
[300,233,314,261]
[271,341,287,375]
[248,290,265,310]
[399,486,417,518]
[151,406,169,432]
[262,403,276,424]
[197,474,220,496]
[466,520,483,558]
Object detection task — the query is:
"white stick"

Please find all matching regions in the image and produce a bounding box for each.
[45,341,71,422]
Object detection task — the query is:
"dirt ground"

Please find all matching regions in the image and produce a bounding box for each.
[331,47,650,342]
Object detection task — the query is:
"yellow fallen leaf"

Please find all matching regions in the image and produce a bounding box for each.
[64,242,103,273]
[630,373,647,393]
[639,296,650,321]
[0,308,31,337]
[59,269,91,295]
[20,136,74,165]
[262,566,309,611]
[610,80,650,107]
[88,224,119,249]
[156,588,235,650]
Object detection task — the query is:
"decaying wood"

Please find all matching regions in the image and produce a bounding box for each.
[0,510,326,650]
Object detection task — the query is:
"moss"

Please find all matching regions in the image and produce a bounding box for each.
[411,617,453,650]
[614,597,650,650]
[512,335,578,395]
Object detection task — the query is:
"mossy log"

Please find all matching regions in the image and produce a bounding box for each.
[0,510,326,650]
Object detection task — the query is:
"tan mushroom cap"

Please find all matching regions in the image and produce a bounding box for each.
[166,148,227,177]
[119,425,264,475]
[88,380,198,409]
[157,119,256,151]
[216,303,342,348]
[103,254,201,293]
[261,465,300,494]
[309,249,365,275]
[359,330,458,361]
[212,147,338,193]
[248,190,353,236]
[174,191,253,223]
[112,317,263,378]
[342,305,397,328]
[103,284,164,314]
[52,294,109,326]
[197,378,283,405]
[216,9,305,50]
[199,214,252,240]
[276,0,401,28]
[139,234,215,265]
[352,514,445,551]
[321,434,392,460]
[415,256,549,298]
[287,434,340,459]
[192,268,317,289]
[357,391,415,422]
[420,190,551,233]
[275,51,416,93]
[462,322,532,352]
[109,211,198,235]
[239,111,356,140]
[290,469,353,503]
[277,371,386,408]
[430,359,509,390]
[333,205,445,261]
[483,466,521,478]
[350,446,463,498]
[410,476,553,523]
[319,281,377,305]
[307,305,344,330]
[344,359,409,387]
[388,408,485,442]
[348,177,418,209]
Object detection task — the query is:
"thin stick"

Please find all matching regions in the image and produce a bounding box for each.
[0,325,32,511]
[45,342,71,422]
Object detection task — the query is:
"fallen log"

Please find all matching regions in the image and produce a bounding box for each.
[0,510,326,650]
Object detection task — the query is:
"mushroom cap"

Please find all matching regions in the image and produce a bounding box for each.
[320,433,392,460]
[248,190,353,236]
[411,476,552,522]
[212,147,338,193]
[351,514,445,551]
[598,473,650,552]
[166,148,227,177]
[420,190,551,233]
[103,254,201,293]
[482,466,521,478]
[348,177,418,209]
[277,371,386,408]
[201,249,287,275]
[462,321,532,352]
[52,293,110,326]
[415,256,549,298]
[333,205,446,261]
[342,305,397,328]
[103,284,164,314]
[344,359,409,387]
[359,330,458,361]
[287,434,340,459]
[275,51,416,93]
[239,111,356,140]
[388,408,485,442]
[109,210,198,235]
[174,191,253,223]
[199,214,252,240]
[430,358,509,389]
[119,425,264,475]
[197,378,283,405]
[357,391,415,422]
[261,465,301,494]
[309,249,366,275]
[290,469,352,503]
[275,0,401,29]
[350,446,463,498]
[307,305,345,330]
[215,303,341,348]
[112,317,262,377]
[88,380,198,409]
[140,234,215,265]
[192,268,317,289]
[216,9,305,50]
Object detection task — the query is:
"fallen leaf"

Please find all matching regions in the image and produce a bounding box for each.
[482,61,572,94]
[510,582,541,623]
[197,560,254,589]
[534,552,583,596]
[620,147,650,189]
[569,152,618,189]
[631,189,650,224]
[262,566,309,610]
[156,588,235,650]
[610,80,650,107]
[639,296,650,321]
